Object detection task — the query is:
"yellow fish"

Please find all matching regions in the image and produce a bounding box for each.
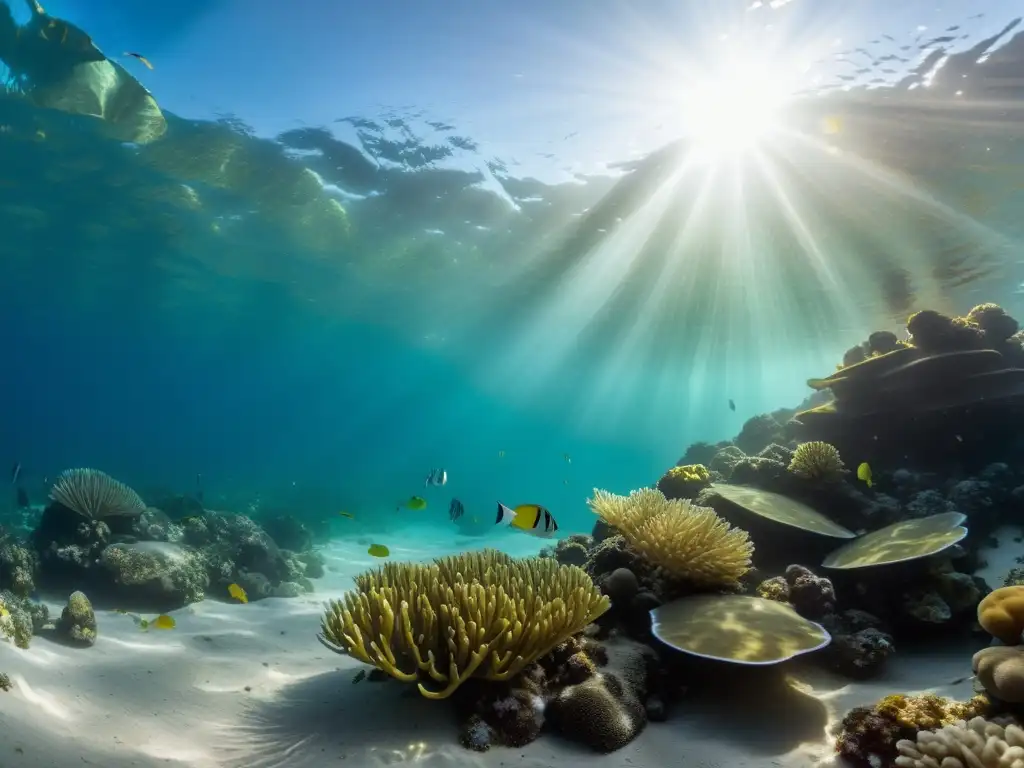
[368,543,390,558]
[857,462,873,488]
[151,614,176,630]
[228,583,248,604]
[124,51,154,70]
[405,496,427,511]
[495,502,559,538]
[337,511,354,519]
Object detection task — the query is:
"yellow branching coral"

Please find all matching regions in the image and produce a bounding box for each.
[788,441,846,481]
[318,549,610,699]
[588,487,753,589]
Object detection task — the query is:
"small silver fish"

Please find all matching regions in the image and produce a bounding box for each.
[424,468,448,487]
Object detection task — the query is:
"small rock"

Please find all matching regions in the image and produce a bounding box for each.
[55,590,97,647]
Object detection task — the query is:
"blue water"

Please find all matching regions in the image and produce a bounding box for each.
[2,0,1024,539]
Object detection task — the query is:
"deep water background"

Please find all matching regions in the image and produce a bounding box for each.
[0,264,690,535]
[4,0,1022,537]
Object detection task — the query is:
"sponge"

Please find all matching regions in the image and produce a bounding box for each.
[974,646,1024,703]
[979,586,1024,645]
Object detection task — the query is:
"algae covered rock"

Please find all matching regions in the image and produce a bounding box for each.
[0,590,45,649]
[56,590,97,647]
[99,541,208,609]
[0,534,37,598]
[545,636,655,753]
[546,673,646,752]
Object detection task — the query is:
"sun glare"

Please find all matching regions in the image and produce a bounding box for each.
[679,57,798,158]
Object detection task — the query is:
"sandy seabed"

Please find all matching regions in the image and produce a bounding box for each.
[0,529,992,768]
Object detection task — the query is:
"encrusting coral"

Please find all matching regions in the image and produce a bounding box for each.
[318,549,610,699]
[587,487,753,590]
[876,693,991,731]
[788,441,846,481]
[655,464,712,500]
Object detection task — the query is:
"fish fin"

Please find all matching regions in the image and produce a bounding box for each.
[495,502,516,526]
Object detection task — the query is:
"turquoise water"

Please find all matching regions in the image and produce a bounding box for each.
[6,3,1024,767]
[0,2,1022,534]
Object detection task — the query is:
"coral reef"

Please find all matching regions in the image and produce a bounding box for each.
[835,694,990,768]
[455,633,656,753]
[588,487,753,590]
[735,414,785,455]
[24,468,325,610]
[756,564,835,619]
[794,304,1024,468]
[318,549,610,698]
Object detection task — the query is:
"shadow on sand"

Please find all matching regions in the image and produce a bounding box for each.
[217,670,477,768]
[676,662,831,757]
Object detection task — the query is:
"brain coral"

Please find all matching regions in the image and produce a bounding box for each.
[979,586,1024,645]
[546,673,646,752]
[318,549,609,699]
[588,487,753,589]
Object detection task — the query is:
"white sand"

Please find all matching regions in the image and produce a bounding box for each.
[977,524,1024,590]
[0,531,984,768]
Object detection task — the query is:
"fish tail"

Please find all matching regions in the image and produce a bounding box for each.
[495,502,516,526]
